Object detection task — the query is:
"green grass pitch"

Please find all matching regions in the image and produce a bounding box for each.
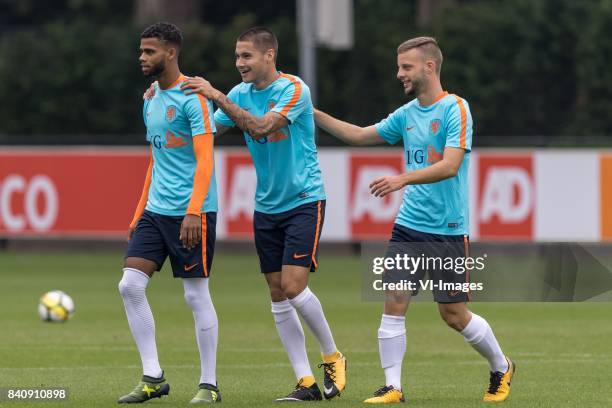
[0,249,611,407]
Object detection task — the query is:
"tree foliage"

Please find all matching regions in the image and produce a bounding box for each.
[0,0,610,145]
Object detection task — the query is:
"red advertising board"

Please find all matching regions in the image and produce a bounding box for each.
[349,154,404,238]
[224,152,255,238]
[0,149,148,237]
[1,148,602,242]
[477,154,534,240]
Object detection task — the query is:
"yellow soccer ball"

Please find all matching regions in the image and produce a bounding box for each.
[38,290,75,322]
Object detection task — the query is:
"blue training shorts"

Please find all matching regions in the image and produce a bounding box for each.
[126,210,216,278]
[253,200,325,273]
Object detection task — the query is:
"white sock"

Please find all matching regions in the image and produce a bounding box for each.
[461,313,508,373]
[118,268,162,378]
[288,287,337,356]
[271,300,313,380]
[378,314,406,390]
[183,278,218,386]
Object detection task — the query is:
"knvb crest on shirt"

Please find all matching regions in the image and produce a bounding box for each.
[166,106,177,123]
[267,101,288,142]
[429,119,442,136]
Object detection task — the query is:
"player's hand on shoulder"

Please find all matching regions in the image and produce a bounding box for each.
[143,81,157,100]
[370,174,406,198]
[180,214,202,250]
[181,76,218,100]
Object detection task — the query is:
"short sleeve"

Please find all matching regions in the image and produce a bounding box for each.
[184,94,216,136]
[270,75,310,124]
[375,106,405,145]
[213,84,241,127]
[445,96,473,151]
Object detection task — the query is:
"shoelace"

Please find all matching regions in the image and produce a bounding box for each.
[487,371,504,394]
[373,385,393,396]
[318,362,337,382]
[292,379,309,392]
[286,381,309,398]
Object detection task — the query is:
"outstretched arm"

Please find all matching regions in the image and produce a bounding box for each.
[182,77,287,139]
[314,109,385,146]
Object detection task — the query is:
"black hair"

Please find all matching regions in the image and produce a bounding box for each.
[141,22,183,49]
[237,26,278,57]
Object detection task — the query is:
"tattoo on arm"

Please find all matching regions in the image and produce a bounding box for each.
[214,93,287,139]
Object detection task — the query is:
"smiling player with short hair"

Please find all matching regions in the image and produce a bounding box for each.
[315,36,514,404]
[182,26,346,402]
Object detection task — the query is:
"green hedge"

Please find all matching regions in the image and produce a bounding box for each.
[0,0,611,144]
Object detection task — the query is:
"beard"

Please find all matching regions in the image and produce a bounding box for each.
[404,68,426,96]
[404,76,423,97]
[144,60,165,78]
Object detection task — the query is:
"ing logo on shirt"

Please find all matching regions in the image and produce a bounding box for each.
[406,148,425,164]
[430,119,442,136]
[406,145,443,165]
[166,106,177,122]
[151,131,187,149]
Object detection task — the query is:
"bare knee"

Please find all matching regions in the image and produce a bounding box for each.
[264,272,286,302]
[279,266,309,299]
[280,280,305,299]
[384,300,409,316]
[269,287,286,302]
[442,313,465,331]
[439,306,470,331]
[383,291,410,316]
